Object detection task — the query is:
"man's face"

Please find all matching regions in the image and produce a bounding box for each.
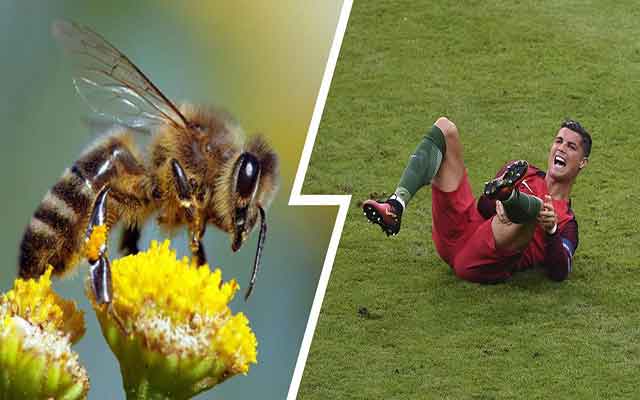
[547,127,588,182]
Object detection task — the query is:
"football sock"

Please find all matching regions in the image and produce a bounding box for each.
[393,124,446,206]
[501,189,542,224]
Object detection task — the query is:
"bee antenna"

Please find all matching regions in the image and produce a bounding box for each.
[245,205,267,301]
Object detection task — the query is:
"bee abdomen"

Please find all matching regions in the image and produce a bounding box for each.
[19,169,94,278]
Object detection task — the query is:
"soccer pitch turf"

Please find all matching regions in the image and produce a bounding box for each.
[300,1,640,399]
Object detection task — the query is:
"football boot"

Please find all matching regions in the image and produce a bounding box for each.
[362,198,403,236]
[483,160,529,201]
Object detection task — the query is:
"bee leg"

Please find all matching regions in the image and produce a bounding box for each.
[169,159,197,220]
[170,159,208,266]
[190,239,206,265]
[85,187,113,305]
[119,225,141,256]
[190,226,207,266]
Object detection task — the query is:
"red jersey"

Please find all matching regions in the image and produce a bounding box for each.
[477,163,579,279]
[516,165,574,268]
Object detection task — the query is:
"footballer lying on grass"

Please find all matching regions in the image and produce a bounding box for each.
[363,117,591,282]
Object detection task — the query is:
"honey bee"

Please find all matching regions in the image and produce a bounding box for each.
[18,20,279,302]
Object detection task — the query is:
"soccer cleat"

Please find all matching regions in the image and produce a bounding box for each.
[483,160,529,201]
[362,198,403,236]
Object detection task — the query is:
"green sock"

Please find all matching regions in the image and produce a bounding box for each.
[394,125,446,206]
[501,190,542,224]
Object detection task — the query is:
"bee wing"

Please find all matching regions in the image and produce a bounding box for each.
[52,20,189,130]
[83,115,154,137]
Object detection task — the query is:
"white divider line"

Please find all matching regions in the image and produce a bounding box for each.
[287,1,353,399]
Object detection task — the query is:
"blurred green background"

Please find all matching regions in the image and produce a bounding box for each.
[0,1,343,399]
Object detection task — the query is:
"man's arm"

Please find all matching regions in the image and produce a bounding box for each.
[543,218,579,281]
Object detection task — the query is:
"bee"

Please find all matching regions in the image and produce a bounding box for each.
[18,20,279,302]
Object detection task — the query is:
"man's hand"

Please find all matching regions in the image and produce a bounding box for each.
[496,200,513,225]
[537,195,557,234]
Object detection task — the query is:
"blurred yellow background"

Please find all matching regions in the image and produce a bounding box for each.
[0,1,343,398]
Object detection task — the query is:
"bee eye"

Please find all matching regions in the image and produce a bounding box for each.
[205,143,213,153]
[235,153,261,198]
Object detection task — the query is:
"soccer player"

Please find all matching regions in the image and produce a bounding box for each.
[363,117,591,282]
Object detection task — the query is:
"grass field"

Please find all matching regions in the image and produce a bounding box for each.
[299,1,640,399]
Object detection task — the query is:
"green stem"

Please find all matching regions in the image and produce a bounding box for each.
[125,377,174,400]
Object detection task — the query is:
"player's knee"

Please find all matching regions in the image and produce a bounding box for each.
[434,116,459,141]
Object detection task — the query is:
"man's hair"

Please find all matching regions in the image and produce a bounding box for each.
[561,119,592,158]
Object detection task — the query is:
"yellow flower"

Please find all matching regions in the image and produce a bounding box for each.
[88,240,258,399]
[0,267,89,400]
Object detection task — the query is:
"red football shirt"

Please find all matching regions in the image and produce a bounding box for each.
[476,162,579,280]
[514,165,575,269]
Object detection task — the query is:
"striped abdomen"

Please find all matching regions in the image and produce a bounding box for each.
[19,168,94,278]
[18,133,146,279]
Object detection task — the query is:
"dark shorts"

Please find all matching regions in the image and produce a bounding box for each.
[431,171,521,283]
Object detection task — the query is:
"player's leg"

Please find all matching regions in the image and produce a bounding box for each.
[394,116,464,202]
[451,210,538,283]
[430,117,465,192]
[483,160,542,224]
[491,215,537,252]
[363,116,463,235]
[483,160,542,251]
[452,161,543,283]
[452,219,521,283]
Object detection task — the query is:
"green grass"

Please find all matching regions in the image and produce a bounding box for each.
[299,1,640,399]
